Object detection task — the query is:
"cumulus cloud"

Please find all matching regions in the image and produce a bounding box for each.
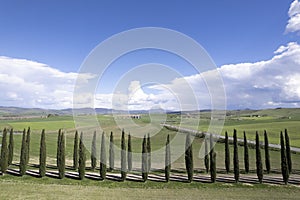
[286,0,300,33]
[93,42,300,110]
[1,41,300,111]
[0,56,95,109]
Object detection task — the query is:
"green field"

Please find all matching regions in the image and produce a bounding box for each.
[0,108,300,199]
[0,175,300,200]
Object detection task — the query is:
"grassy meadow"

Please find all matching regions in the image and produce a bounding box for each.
[0,108,299,199]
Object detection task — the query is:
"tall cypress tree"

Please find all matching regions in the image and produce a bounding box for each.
[264,130,270,174]
[39,129,46,177]
[210,134,216,183]
[280,131,289,184]
[60,131,66,179]
[127,133,132,172]
[120,129,127,181]
[73,131,79,170]
[142,135,148,182]
[91,131,97,171]
[8,128,14,166]
[204,136,209,173]
[285,129,292,173]
[1,128,8,175]
[185,133,193,183]
[26,127,31,165]
[19,129,27,176]
[225,131,230,173]
[109,131,114,171]
[211,152,217,183]
[57,129,61,173]
[244,131,249,174]
[256,132,263,183]
[165,134,171,182]
[233,129,239,183]
[78,132,86,180]
[58,130,65,179]
[100,132,106,180]
[147,133,151,172]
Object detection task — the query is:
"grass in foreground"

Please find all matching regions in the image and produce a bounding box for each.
[0,175,300,200]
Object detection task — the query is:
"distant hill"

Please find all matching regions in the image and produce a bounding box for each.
[0,106,300,119]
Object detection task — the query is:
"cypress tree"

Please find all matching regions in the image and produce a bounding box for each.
[56,129,61,173]
[8,128,14,166]
[142,135,148,182]
[58,130,65,179]
[165,134,171,182]
[100,132,106,180]
[127,133,132,171]
[147,133,151,172]
[285,129,292,173]
[73,131,79,170]
[225,131,230,173]
[233,129,239,183]
[264,130,270,174]
[185,133,193,183]
[26,127,31,165]
[0,128,8,175]
[120,129,127,181]
[210,134,216,183]
[109,131,114,171]
[256,132,263,183]
[91,131,97,171]
[211,152,217,183]
[78,132,86,180]
[204,136,209,173]
[280,131,289,184]
[19,129,27,176]
[244,131,249,174]
[39,129,46,177]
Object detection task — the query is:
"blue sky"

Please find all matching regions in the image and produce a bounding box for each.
[0,0,300,110]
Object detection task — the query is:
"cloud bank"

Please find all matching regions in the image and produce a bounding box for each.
[2,41,300,110]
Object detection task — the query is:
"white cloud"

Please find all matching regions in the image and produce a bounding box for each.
[91,42,300,111]
[0,56,95,109]
[286,0,300,33]
[1,41,300,111]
